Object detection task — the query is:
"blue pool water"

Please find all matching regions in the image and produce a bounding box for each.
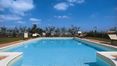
[6,39,112,66]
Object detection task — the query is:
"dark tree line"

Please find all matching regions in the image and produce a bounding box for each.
[0,24,81,37]
[0,24,117,38]
[86,26,117,39]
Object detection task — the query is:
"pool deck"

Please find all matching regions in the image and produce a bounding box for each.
[0,56,7,60]
[0,40,24,48]
[82,38,117,49]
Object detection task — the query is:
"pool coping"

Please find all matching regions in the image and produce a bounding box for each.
[81,38,117,49]
[0,52,22,66]
[0,37,117,66]
[97,52,117,66]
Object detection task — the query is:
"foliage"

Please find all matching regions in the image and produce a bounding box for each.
[0,25,116,38]
[0,37,22,44]
[86,31,109,39]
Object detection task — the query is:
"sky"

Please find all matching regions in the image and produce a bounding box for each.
[0,0,117,31]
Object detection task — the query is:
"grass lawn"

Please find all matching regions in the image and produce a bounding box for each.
[85,37,111,44]
[0,37,23,44]
[85,37,110,41]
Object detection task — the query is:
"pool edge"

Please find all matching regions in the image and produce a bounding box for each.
[97,52,117,66]
[0,52,23,66]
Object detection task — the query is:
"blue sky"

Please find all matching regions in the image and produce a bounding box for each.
[0,0,117,31]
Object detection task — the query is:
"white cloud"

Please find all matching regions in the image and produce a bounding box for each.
[77,0,85,4]
[54,15,69,19]
[54,0,85,11]
[54,2,69,11]
[30,18,41,22]
[17,21,25,24]
[0,0,34,15]
[0,14,22,21]
[67,0,85,4]
[30,18,41,25]
[69,3,75,6]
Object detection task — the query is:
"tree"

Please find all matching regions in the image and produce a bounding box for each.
[30,24,38,33]
[55,28,60,36]
[0,27,7,37]
[37,28,44,35]
[68,25,80,36]
[60,27,67,36]
[45,26,56,36]
[109,27,117,32]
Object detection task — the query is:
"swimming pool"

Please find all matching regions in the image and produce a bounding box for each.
[2,38,116,66]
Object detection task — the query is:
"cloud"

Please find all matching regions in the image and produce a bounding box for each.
[30,18,41,25]
[0,14,22,21]
[54,2,69,11]
[30,18,41,22]
[17,21,25,24]
[54,0,85,11]
[54,15,69,19]
[0,0,34,15]
[67,0,85,4]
